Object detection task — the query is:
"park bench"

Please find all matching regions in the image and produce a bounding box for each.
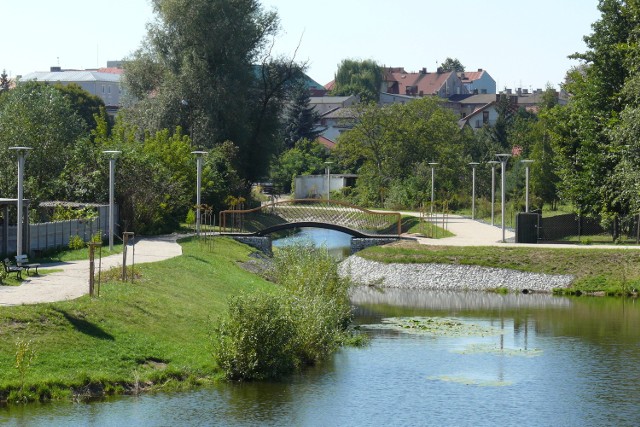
[3,258,23,280]
[15,254,40,276]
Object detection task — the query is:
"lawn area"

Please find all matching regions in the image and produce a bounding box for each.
[359,241,640,295]
[401,215,454,239]
[0,237,273,403]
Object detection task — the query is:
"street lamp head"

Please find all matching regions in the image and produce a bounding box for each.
[191,150,208,157]
[103,150,122,158]
[9,147,33,157]
[487,160,499,165]
[496,153,511,163]
[468,162,480,167]
[521,159,534,165]
[428,162,439,166]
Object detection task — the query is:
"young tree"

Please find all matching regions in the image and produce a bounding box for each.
[0,69,9,94]
[330,59,382,103]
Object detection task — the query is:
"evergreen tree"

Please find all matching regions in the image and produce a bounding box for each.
[0,69,9,93]
[284,84,321,149]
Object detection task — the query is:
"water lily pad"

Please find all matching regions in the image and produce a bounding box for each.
[453,343,543,357]
[360,317,502,337]
[428,374,513,387]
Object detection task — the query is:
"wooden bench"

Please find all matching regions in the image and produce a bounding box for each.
[15,255,40,276]
[3,258,23,280]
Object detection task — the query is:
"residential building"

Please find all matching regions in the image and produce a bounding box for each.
[458,69,496,94]
[382,67,468,98]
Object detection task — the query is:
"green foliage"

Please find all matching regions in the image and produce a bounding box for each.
[51,206,98,221]
[68,235,85,250]
[212,244,354,380]
[283,83,321,149]
[0,82,86,202]
[185,209,195,226]
[331,59,383,103]
[211,292,297,380]
[270,138,329,193]
[0,69,9,93]
[14,338,36,397]
[440,57,465,72]
[123,0,301,182]
[335,97,465,207]
[53,83,106,130]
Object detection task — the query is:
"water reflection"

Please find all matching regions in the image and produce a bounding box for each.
[272,227,351,259]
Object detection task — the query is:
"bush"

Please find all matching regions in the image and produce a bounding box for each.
[211,293,297,380]
[212,244,355,380]
[68,235,85,250]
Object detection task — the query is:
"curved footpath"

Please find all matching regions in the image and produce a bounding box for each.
[0,235,182,306]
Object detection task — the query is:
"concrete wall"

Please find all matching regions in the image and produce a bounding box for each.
[294,174,355,199]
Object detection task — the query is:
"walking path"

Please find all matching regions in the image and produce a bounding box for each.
[0,235,182,307]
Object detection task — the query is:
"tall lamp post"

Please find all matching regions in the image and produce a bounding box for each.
[521,159,534,213]
[192,151,208,236]
[103,150,121,251]
[428,162,438,215]
[324,161,333,200]
[496,153,512,243]
[487,161,499,226]
[9,147,32,257]
[469,162,480,220]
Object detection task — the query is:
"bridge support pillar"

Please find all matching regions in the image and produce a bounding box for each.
[231,236,272,256]
[351,237,399,254]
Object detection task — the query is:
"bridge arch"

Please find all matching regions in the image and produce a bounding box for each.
[255,221,369,238]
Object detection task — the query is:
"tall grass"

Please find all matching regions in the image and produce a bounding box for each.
[211,244,355,380]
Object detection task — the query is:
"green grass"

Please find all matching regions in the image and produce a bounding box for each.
[0,237,274,403]
[359,241,640,295]
[34,242,124,263]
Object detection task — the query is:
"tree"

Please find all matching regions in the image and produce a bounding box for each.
[0,82,86,202]
[0,70,9,94]
[54,83,106,130]
[440,57,465,72]
[330,59,382,103]
[335,97,464,207]
[283,83,321,149]
[123,0,301,182]
[271,138,328,193]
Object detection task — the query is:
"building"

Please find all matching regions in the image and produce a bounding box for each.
[20,66,123,115]
[382,67,468,98]
[458,69,496,94]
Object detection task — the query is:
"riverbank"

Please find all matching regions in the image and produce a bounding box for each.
[0,237,273,404]
[339,255,573,293]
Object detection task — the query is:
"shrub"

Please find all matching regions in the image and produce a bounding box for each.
[211,293,297,380]
[68,235,85,250]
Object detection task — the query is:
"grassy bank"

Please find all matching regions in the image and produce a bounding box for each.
[359,241,640,295]
[0,237,274,403]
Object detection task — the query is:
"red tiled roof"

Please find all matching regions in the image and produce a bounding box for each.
[317,136,336,150]
[386,70,453,96]
[324,80,335,91]
[458,70,484,83]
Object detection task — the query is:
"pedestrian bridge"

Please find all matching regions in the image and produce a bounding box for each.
[218,199,402,254]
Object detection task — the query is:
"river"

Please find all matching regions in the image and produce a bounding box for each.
[2,229,639,426]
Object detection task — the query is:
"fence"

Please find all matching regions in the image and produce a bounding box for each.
[0,205,117,256]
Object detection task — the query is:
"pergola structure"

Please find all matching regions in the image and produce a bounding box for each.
[0,198,30,256]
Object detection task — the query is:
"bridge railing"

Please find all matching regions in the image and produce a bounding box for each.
[219,199,402,236]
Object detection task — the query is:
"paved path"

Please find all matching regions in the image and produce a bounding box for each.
[0,235,182,306]
[406,213,640,250]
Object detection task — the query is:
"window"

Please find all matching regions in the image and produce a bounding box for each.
[483,111,489,124]
[475,119,481,128]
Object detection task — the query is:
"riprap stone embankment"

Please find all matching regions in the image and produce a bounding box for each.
[339,255,574,293]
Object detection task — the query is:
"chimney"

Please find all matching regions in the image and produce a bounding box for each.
[50,66,62,72]
[421,67,427,74]
[437,67,444,74]
[477,68,483,72]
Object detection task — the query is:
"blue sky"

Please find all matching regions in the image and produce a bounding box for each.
[5,0,600,90]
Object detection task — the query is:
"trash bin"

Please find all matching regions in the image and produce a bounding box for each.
[516,212,539,243]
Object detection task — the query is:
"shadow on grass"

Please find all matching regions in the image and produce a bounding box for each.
[53,308,115,341]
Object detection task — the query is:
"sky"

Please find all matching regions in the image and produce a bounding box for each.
[4,0,601,91]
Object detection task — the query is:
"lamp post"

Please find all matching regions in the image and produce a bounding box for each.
[192,151,208,236]
[496,153,512,243]
[521,159,534,213]
[324,161,333,200]
[487,161,499,226]
[9,147,32,257]
[469,162,480,220]
[428,162,438,215]
[103,150,121,251]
